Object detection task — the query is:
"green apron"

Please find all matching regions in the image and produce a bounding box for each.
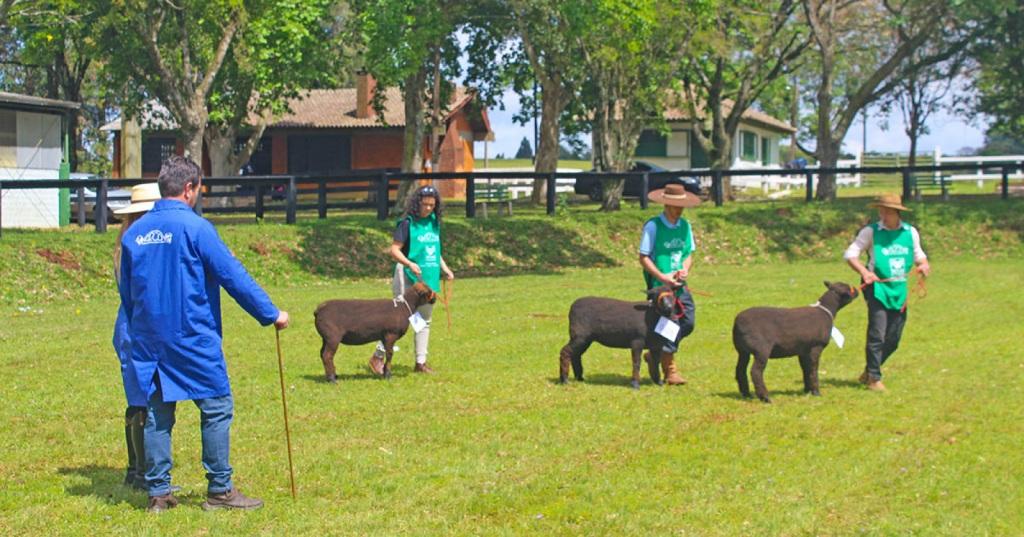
[871,222,915,310]
[402,213,442,292]
[643,215,693,291]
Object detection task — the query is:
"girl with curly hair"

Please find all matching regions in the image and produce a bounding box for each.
[369,185,454,375]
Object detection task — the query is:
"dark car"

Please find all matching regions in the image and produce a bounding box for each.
[574,161,702,201]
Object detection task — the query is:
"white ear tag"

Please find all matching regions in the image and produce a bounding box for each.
[830,326,845,349]
[409,312,427,333]
[655,316,680,341]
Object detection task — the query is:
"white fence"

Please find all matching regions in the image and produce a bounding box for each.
[933,147,1024,187]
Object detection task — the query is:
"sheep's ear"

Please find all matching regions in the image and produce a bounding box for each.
[823,280,832,289]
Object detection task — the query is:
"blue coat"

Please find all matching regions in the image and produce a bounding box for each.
[118,199,279,402]
[113,305,148,406]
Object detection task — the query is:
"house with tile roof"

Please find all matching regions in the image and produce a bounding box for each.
[101,75,493,197]
[634,93,796,170]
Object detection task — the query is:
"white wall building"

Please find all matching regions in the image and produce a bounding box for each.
[0,92,78,229]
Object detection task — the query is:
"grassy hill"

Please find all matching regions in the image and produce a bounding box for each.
[2,196,1022,308]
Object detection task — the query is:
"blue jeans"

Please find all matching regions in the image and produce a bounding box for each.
[144,383,234,496]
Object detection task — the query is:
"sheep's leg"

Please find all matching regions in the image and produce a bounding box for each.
[320,337,340,383]
[558,344,573,384]
[630,344,642,390]
[808,346,823,396]
[735,351,751,398]
[563,336,591,381]
[750,351,771,404]
[798,352,813,394]
[646,345,662,385]
[382,334,399,380]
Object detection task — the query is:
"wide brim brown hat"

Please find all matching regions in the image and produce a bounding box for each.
[647,183,701,208]
[867,193,911,212]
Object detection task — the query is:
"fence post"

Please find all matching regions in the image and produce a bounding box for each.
[546,172,557,215]
[901,168,912,203]
[96,178,108,232]
[640,172,649,209]
[941,175,950,202]
[376,172,389,221]
[194,184,203,217]
[804,170,814,202]
[255,183,264,221]
[317,179,327,219]
[76,186,86,226]
[1002,166,1010,200]
[286,176,297,224]
[466,173,476,218]
[712,170,724,207]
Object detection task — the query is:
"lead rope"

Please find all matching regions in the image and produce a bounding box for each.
[393,294,414,316]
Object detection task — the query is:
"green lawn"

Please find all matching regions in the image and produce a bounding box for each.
[2,256,1023,534]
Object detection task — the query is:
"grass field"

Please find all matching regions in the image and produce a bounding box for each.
[1,199,1023,534]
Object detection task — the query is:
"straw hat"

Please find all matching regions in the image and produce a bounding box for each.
[647,183,701,208]
[114,183,161,215]
[867,193,911,212]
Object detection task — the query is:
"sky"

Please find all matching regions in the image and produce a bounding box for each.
[473,88,989,161]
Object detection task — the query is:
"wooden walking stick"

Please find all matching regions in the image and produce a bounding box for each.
[275,328,297,499]
[441,278,453,332]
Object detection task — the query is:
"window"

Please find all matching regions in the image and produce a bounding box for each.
[635,130,667,157]
[238,136,272,175]
[141,136,177,173]
[741,131,757,161]
[288,134,351,175]
[0,110,15,167]
[666,130,689,157]
[761,136,773,165]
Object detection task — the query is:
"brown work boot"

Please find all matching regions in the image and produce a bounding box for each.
[660,353,686,385]
[368,352,385,376]
[413,362,434,374]
[147,494,179,513]
[201,488,264,511]
[858,370,870,385]
[866,380,887,392]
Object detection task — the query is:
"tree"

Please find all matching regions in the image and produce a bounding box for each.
[97,0,248,160]
[514,136,533,159]
[974,1,1024,141]
[579,0,695,210]
[679,0,809,196]
[355,0,467,213]
[1,0,18,27]
[799,0,977,200]
[202,0,341,179]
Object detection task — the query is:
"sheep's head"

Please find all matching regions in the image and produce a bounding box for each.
[823,280,858,309]
[412,282,438,305]
[646,285,685,319]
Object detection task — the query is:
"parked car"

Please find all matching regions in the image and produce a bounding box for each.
[573,160,702,201]
[69,173,132,222]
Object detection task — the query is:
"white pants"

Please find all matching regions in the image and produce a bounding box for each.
[376,264,433,364]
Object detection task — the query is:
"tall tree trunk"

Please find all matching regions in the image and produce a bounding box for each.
[814,38,837,201]
[393,66,428,216]
[531,82,564,204]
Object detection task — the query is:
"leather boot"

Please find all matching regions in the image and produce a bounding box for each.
[368,352,385,376]
[414,362,434,374]
[147,493,179,513]
[202,488,264,511]
[660,353,686,385]
[858,370,870,385]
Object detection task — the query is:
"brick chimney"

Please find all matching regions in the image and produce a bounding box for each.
[355,72,377,119]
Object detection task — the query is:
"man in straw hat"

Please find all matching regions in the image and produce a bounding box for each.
[843,193,930,392]
[639,182,702,385]
[118,157,290,512]
[112,183,161,491]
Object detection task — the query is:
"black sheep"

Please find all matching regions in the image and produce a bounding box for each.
[314,282,437,382]
[559,285,688,389]
[733,281,858,403]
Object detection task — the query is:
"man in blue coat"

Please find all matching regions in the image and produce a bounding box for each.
[119,157,290,512]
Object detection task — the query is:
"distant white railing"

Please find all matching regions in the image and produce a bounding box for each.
[933,147,1024,187]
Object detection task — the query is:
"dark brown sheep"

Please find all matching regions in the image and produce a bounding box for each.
[733,281,858,403]
[314,282,437,382]
[559,285,687,389]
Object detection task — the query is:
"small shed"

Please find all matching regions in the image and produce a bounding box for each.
[0,92,79,228]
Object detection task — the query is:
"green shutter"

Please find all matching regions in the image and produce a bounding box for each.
[690,134,709,168]
[761,136,772,165]
[635,130,667,157]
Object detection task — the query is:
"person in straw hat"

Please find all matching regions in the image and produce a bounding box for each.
[843,193,930,392]
[638,182,702,385]
[112,182,162,491]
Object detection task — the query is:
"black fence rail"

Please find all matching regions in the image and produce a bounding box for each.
[0,163,1020,237]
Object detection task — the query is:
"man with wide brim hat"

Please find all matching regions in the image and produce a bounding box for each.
[638,183,701,386]
[114,183,162,215]
[844,193,931,392]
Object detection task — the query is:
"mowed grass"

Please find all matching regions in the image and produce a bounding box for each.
[1,258,1022,535]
